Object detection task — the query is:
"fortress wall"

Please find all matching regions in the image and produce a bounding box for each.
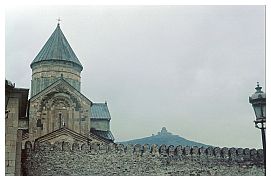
[21,141,265,176]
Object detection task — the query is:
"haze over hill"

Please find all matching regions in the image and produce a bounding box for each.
[119,127,210,147]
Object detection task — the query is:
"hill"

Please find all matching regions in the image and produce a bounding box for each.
[119,127,209,147]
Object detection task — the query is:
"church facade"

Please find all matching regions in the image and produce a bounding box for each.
[24,23,114,147]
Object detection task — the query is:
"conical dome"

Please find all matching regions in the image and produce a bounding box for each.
[30,24,83,97]
[30,24,83,70]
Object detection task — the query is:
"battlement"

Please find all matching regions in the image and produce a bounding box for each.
[22,141,265,175]
[24,141,264,162]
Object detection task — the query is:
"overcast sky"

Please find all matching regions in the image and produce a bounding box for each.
[5,6,265,148]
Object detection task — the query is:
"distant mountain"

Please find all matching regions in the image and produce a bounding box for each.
[119,127,210,147]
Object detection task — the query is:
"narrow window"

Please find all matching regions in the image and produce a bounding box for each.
[59,113,62,128]
[36,119,43,130]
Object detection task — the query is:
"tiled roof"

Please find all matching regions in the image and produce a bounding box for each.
[30,24,83,70]
[90,129,114,141]
[90,103,111,120]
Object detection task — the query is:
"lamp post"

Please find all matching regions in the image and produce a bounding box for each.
[249,82,266,175]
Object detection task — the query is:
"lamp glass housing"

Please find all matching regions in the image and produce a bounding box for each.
[253,103,266,120]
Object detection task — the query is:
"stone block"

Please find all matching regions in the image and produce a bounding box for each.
[6,120,13,127]
[116,144,125,153]
[221,147,229,159]
[72,142,80,151]
[191,146,199,156]
[175,145,183,156]
[150,144,159,157]
[199,147,207,157]
[81,143,90,152]
[243,148,250,160]
[213,147,221,158]
[5,166,15,174]
[52,141,62,151]
[257,149,264,160]
[7,127,16,134]
[168,145,175,156]
[6,134,16,141]
[206,147,214,157]
[126,144,134,154]
[62,142,71,151]
[184,146,191,155]
[9,160,15,167]
[229,148,237,160]
[159,144,167,156]
[134,144,142,156]
[8,153,16,159]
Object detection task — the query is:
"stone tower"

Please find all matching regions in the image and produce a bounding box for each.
[30,23,83,97]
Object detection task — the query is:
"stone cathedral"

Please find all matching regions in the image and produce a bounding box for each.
[23,23,114,146]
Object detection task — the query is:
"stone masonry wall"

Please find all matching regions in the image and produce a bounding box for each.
[22,141,265,176]
[5,97,21,176]
[31,61,81,97]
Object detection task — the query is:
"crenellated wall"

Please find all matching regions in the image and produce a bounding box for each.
[21,141,265,176]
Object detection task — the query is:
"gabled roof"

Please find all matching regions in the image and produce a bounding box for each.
[35,127,113,144]
[30,77,91,105]
[30,24,83,70]
[35,127,91,143]
[90,103,111,120]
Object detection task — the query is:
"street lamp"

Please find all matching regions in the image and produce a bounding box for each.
[249,82,266,174]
